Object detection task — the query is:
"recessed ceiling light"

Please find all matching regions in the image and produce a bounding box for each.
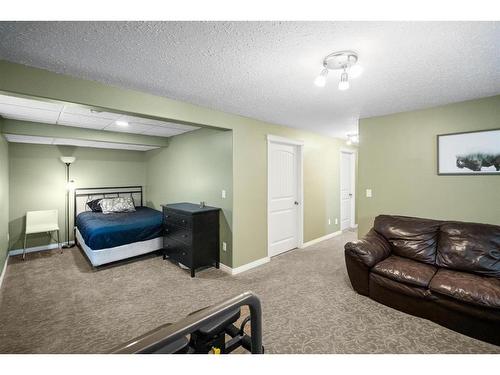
[115,120,129,127]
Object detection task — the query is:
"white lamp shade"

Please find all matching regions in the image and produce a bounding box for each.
[314,68,329,87]
[60,156,76,164]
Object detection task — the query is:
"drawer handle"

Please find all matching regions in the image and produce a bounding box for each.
[181,219,186,224]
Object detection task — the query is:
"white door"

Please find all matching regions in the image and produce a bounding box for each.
[268,141,299,257]
[340,151,354,230]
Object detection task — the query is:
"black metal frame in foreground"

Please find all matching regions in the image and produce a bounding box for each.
[109,291,263,354]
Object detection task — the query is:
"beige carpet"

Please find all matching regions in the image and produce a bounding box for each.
[0,231,498,354]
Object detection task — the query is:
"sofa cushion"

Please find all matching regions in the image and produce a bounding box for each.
[429,269,500,309]
[437,222,500,277]
[372,255,437,288]
[374,215,441,265]
[369,273,433,300]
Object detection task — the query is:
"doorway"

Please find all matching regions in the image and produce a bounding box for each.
[340,150,356,230]
[267,135,304,257]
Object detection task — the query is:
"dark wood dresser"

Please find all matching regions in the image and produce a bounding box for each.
[162,202,220,277]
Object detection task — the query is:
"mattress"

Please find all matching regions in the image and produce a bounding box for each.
[75,206,163,250]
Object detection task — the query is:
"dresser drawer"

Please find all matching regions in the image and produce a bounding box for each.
[163,210,192,229]
[163,237,192,268]
[164,223,192,245]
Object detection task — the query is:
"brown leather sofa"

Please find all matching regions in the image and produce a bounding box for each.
[345,215,500,346]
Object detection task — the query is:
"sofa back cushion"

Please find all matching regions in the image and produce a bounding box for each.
[374,215,441,265]
[437,222,500,277]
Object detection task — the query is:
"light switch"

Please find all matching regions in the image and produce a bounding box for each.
[328,218,331,225]
[366,189,372,198]
[221,189,226,199]
[222,242,227,252]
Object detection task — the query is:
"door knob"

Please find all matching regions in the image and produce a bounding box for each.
[294,201,299,205]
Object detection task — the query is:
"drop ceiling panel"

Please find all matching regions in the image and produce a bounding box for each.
[62,105,123,120]
[121,116,165,126]
[0,92,203,138]
[0,94,64,111]
[104,122,153,134]
[57,112,113,129]
[144,127,187,137]
[156,121,200,131]
[0,103,61,123]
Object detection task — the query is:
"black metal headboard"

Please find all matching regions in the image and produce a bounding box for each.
[73,186,143,224]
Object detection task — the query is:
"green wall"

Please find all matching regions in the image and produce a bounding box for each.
[145,128,233,266]
[231,123,353,266]
[0,60,353,268]
[0,124,9,272]
[8,143,147,250]
[358,95,500,236]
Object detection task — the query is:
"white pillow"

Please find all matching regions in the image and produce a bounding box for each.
[100,197,136,214]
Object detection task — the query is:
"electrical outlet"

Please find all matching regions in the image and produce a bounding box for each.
[328,218,331,225]
[335,218,338,225]
[221,189,226,199]
[366,189,372,198]
[222,242,227,252]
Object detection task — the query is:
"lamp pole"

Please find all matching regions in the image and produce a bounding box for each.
[60,156,76,249]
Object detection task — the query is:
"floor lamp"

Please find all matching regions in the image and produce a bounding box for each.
[60,156,76,249]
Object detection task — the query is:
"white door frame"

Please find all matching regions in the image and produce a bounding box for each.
[267,134,304,257]
[340,149,357,229]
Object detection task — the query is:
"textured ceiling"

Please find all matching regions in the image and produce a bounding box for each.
[0,21,499,139]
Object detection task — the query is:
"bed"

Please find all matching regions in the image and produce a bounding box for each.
[74,186,164,267]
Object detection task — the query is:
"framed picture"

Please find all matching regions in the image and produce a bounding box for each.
[437,128,500,175]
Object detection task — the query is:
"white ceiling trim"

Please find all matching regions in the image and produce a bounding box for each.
[3,133,160,151]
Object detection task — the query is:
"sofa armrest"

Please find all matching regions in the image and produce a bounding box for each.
[344,229,391,296]
[345,228,391,268]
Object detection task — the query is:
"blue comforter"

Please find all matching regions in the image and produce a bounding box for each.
[76,207,163,250]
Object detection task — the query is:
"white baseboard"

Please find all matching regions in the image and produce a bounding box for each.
[218,263,232,274]
[219,256,270,275]
[0,255,8,290]
[220,231,343,275]
[9,241,75,256]
[300,230,342,249]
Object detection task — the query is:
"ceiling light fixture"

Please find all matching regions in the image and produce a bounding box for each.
[314,68,329,87]
[115,120,129,127]
[314,50,362,91]
[346,133,359,146]
[338,70,350,91]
